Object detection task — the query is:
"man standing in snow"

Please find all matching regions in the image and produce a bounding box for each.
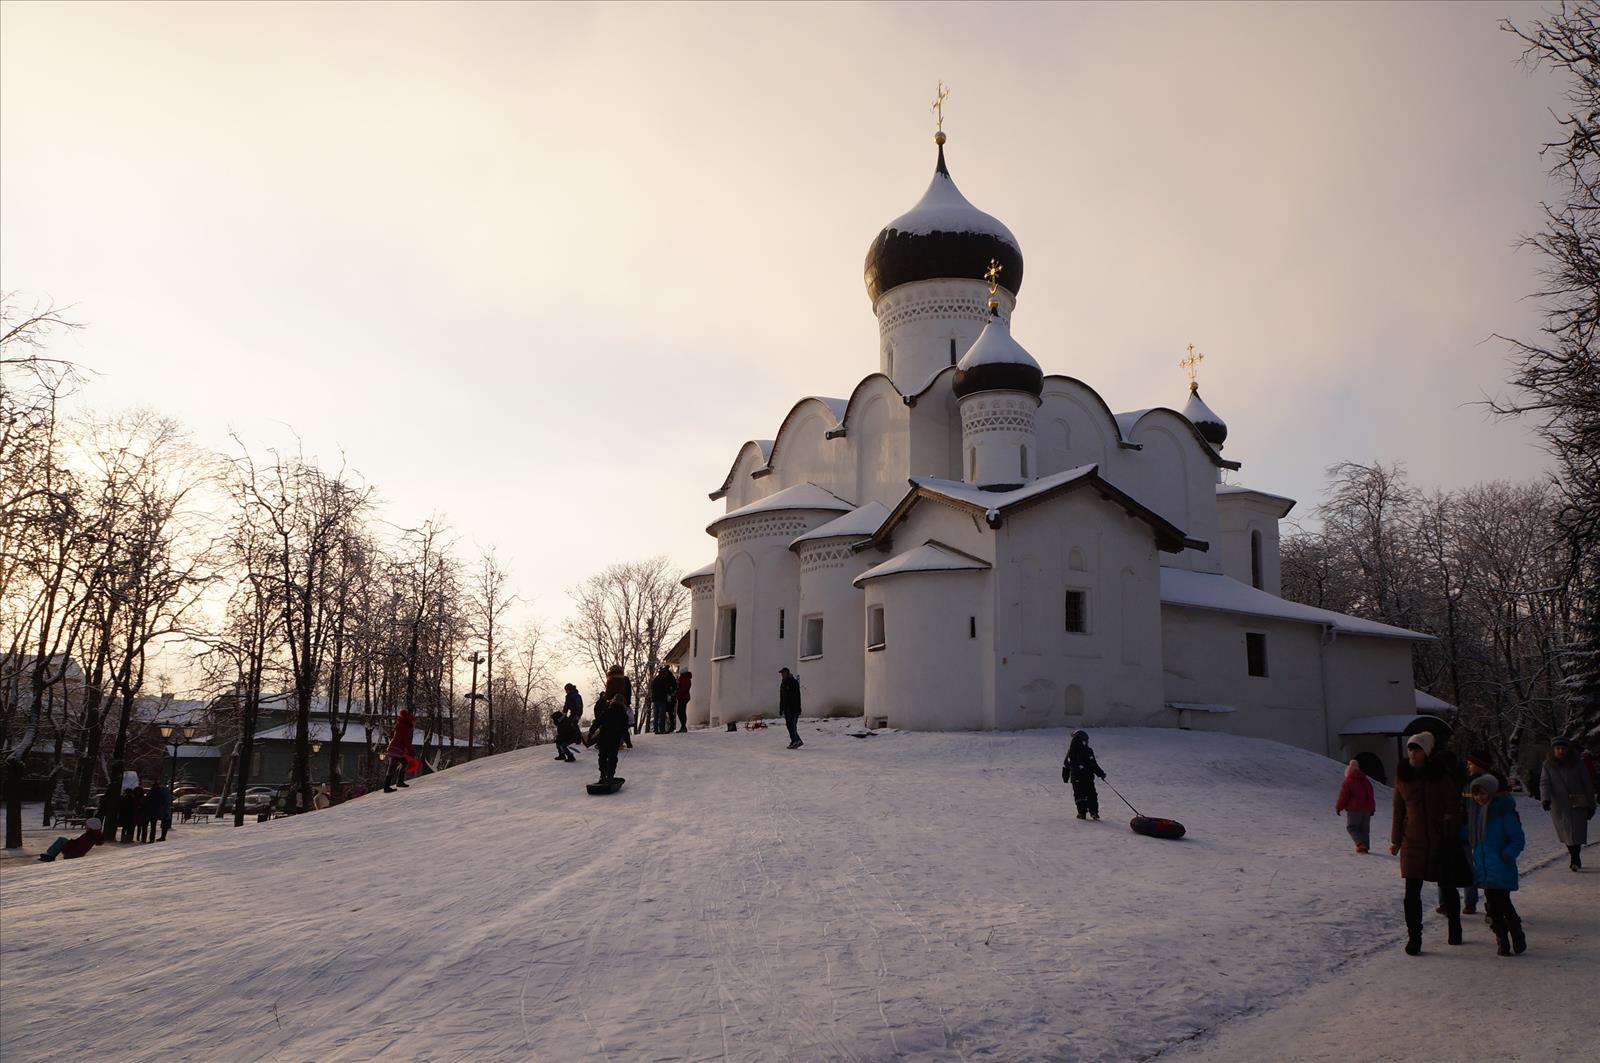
[1390,731,1464,955]
[1540,735,1596,871]
[563,683,583,727]
[650,665,676,735]
[779,668,803,749]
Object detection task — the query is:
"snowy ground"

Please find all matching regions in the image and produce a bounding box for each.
[0,724,1586,1062]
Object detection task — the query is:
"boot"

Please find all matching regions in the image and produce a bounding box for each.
[1570,846,1582,871]
[1494,931,1511,957]
[37,853,54,862]
[1404,931,1422,956]
[383,784,395,793]
[396,779,409,788]
[1076,809,1087,820]
[1509,919,1527,955]
[1091,812,1100,820]
[1447,917,1463,946]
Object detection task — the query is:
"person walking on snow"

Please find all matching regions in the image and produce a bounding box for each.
[1390,731,1465,955]
[779,667,803,748]
[563,683,583,727]
[1458,750,1507,917]
[144,782,172,842]
[674,670,692,733]
[1466,774,1527,956]
[587,693,630,785]
[383,708,416,793]
[553,708,581,762]
[1540,735,1595,871]
[650,666,676,735]
[1336,759,1376,852]
[36,817,106,862]
[605,666,633,747]
[1062,730,1107,820]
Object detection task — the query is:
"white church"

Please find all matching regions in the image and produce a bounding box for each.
[677,125,1435,772]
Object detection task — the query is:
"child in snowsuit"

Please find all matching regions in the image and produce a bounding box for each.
[1336,759,1376,852]
[553,709,581,762]
[383,708,415,793]
[38,817,106,862]
[587,694,630,785]
[1063,730,1107,820]
[1467,774,1526,956]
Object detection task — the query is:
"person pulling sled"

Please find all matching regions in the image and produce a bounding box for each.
[1063,729,1107,820]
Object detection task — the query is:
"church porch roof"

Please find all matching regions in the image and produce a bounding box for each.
[789,501,891,550]
[706,482,852,536]
[851,541,992,587]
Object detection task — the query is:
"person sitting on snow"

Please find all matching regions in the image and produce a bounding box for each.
[1063,730,1107,820]
[38,817,106,862]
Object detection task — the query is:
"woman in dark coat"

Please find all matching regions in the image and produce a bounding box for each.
[1540,736,1596,871]
[1062,730,1107,820]
[1389,731,1464,954]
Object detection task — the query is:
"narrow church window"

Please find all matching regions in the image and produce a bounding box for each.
[969,616,976,638]
[778,609,785,639]
[968,447,977,481]
[802,615,824,659]
[1250,530,1264,590]
[1247,632,1268,677]
[950,337,958,365]
[887,348,895,379]
[1020,445,1029,479]
[692,629,698,657]
[867,605,886,650]
[1064,590,1088,634]
[716,606,738,658]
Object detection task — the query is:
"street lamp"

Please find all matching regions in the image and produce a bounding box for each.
[158,722,199,789]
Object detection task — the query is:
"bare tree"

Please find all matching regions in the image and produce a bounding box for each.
[562,556,689,717]
[468,548,514,758]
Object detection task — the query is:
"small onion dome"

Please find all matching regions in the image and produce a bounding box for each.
[1182,383,1228,448]
[952,312,1043,399]
[863,136,1024,304]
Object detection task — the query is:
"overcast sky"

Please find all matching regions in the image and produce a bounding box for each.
[1,1,1567,679]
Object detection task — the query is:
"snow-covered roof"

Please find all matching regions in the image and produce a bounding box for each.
[877,466,1195,554]
[707,482,852,536]
[852,542,991,587]
[956,315,1040,371]
[789,501,890,549]
[1159,568,1435,641]
[1339,714,1449,736]
[883,162,1020,244]
[1113,408,1240,471]
[251,721,477,748]
[681,560,716,585]
[1215,484,1296,516]
[1415,689,1456,712]
[709,440,775,500]
[174,744,221,758]
[1167,702,1237,714]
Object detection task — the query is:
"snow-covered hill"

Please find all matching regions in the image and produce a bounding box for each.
[0,725,1567,1061]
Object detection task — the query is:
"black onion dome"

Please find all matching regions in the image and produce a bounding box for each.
[952,313,1043,399]
[864,139,1024,304]
[1182,384,1228,447]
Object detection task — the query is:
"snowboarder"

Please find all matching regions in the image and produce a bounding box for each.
[383,708,416,793]
[1466,774,1526,956]
[553,708,581,762]
[1539,735,1595,871]
[36,817,106,862]
[1335,759,1375,853]
[779,667,803,748]
[563,683,583,726]
[675,670,692,732]
[1062,730,1106,819]
[1389,731,1465,955]
[650,666,676,735]
[587,693,630,785]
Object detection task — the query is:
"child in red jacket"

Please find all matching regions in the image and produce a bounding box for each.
[38,817,106,862]
[1336,760,1377,853]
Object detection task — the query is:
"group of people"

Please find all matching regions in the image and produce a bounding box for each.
[39,770,171,863]
[1336,731,1597,958]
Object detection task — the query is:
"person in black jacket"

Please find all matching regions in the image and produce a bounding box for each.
[779,668,803,749]
[587,694,630,784]
[650,666,677,735]
[563,684,583,726]
[1063,730,1107,820]
[552,709,580,762]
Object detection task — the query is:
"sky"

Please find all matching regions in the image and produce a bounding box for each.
[0,1,1568,681]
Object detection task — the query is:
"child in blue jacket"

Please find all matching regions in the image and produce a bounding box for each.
[1467,774,1526,956]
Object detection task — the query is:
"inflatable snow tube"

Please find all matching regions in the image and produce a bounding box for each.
[1130,816,1186,840]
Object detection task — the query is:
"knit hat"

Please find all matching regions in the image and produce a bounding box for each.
[85,817,102,831]
[1465,748,1494,770]
[1345,759,1364,779]
[1405,731,1435,757]
[1469,774,1499,796]
[1551,735,1571,748]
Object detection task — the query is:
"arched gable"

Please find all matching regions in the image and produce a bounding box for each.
[1039,376,1122,474]
[710,440,775,506]
[760,397,851,497]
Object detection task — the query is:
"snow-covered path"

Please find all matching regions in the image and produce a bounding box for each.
[0,725,1581,1061]
[1165,850,1598,1061]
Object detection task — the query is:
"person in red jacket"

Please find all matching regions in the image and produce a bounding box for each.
[1336,759,1377,853]
[674,670,692,733]
[38,817,106,862]
[383,708,415,793]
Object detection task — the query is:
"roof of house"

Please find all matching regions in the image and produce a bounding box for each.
[1159,567,1434,641]
[250,721,477,748]
[707,482,853,536]
[789,501,891,549]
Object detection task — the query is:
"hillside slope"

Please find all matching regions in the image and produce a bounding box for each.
[0,725,1568,1061]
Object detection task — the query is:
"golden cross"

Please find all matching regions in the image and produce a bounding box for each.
[932,81,950,133]
[984,257,1002,295]
[1179,343,1204,388]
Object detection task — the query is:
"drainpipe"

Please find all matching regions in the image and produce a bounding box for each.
[1317,624,1337,758]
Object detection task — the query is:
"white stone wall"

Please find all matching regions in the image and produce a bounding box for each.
[795,539,874,717]
[959,392,1039,487]
[860,569,990,730]
[1214,494,1285,596]
[873,278,1015,393]
[684,573,715,727]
